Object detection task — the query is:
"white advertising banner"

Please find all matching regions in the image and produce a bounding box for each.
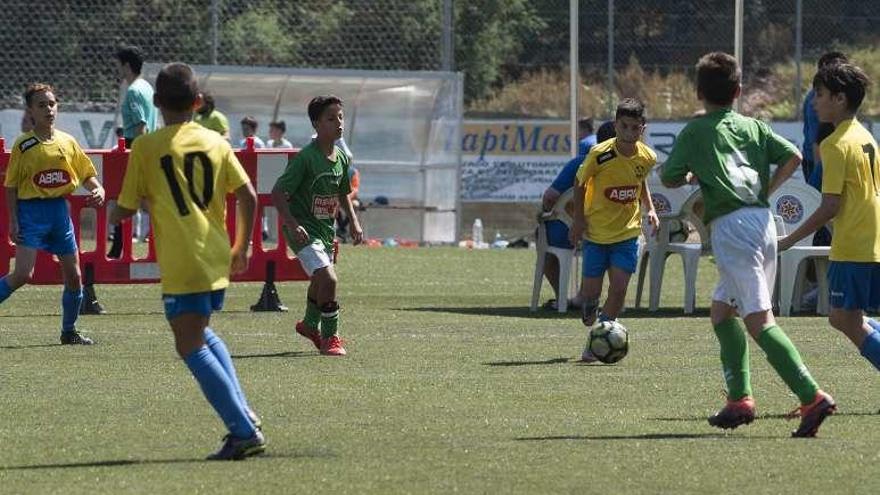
[460,119,874,202]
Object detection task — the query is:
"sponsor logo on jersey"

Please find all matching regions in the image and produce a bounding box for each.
[604,185,639,203]
[19,137,39,153]
[312,194,339,219]
[33,169,71,188]
[597,150,616,165]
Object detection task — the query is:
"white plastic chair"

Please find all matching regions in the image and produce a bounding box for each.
[771,181,830,316]
[635,183,704,314]
[530,189,579,313]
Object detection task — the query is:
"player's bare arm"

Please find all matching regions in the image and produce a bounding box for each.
[778,193,840,251]
[640,180,659,236]
[5,187,18,242]
[231,182,257,274]
[568,183,587,246]
[82,176,105,207]
[109,204,138,226]
[270,183,308,245]
[767,153,802,195]
[339,193,363,245]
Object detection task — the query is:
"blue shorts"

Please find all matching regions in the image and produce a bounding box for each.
[16,198,77,256]
[163,289,225,320]
[582,237,639,278]
[828,261,880,311]
[545,220,573,249]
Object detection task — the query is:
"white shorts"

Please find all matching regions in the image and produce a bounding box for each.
[711,207,777,317]
[296,241,332,276]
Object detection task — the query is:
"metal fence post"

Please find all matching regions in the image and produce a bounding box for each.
[442,0,454,71]
[607,0,615,117]
[795,0,803,119]
[211,0,219,65]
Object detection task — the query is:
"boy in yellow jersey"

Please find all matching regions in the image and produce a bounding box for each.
[779,62,880,376]
[1,83,105,345]
[109,63,264,460]
[663,52,834,437]
[569,98,659,361]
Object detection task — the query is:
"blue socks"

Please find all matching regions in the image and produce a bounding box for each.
[204,328,250,410]
[859,322,880,371]
[61,288,83,333]
[184,346,256,439]
[0,277,14,304]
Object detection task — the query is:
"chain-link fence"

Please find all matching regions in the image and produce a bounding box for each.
[0,1,877,118]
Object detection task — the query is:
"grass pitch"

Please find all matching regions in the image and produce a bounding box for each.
[1,247,878,494]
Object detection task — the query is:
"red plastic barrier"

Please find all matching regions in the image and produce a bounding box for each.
[0,137,334,285]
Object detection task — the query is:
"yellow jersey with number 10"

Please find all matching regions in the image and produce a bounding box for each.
[118,121,251,294]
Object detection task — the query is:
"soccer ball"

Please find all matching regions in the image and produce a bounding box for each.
[588,320,629,364]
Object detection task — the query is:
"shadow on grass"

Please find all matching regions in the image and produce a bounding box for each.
[0,450,335,471]
[232,351,314,359]
[650,410,878,422]
[401,306,711,319]
[484,357,570,366]
[0,344,61,350]
[515,432,776,441]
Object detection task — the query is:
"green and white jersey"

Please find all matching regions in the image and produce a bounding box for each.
[661,108,798,224]
[275,141,351,252]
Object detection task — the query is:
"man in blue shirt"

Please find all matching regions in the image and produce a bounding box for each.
[802,51,848,189]
[115,45,158,147]
[110,45,158,257]
[538,119,610,310]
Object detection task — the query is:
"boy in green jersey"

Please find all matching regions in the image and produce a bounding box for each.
[661,52,835,437]
[272,96,363,356]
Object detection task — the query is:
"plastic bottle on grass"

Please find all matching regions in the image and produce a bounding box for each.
[472,218,484,249]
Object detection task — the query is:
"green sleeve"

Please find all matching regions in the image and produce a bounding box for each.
[660,125,692,184]
[275,152,306,195]
[761,122,798,165]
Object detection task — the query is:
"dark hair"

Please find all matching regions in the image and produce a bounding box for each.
[24,83,54,106]
[816,123,835,144]
[115,126,124,137]
[308,95,344,124]
[812,62,870,112]
[696,52,741,106]
[596,121,616,143]
[154,63,199,112]
[615,97,646,122]
[115,45,145,75]
[269,120,286,133]
[241,116,258,129]
[817,51,848,70]
[577,117,594,134]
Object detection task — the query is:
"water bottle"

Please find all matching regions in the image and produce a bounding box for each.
[472,218,484,248]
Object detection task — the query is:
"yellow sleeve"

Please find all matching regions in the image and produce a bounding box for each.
[71,140,97,183]
[224,146,250,193]
[820,142,846,195]
[4,144,21,188]
[575,153,597,187]
[118,145,145,210]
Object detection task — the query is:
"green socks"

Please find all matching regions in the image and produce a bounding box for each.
[756,325,819,405]
[713,318,752,400]
[304,298,321,330]
[319,301,340,339]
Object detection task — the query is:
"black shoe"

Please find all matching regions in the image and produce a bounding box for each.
[790,391,836,438]
[60,331,94,345]
[206,431,266,461]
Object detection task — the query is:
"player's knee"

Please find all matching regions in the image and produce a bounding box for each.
[8,269,34,288]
